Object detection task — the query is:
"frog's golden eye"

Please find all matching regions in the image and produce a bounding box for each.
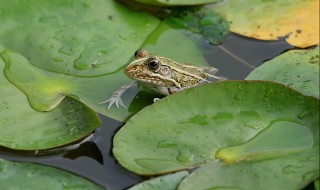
[134,49,149,59]
[147,57,160,72]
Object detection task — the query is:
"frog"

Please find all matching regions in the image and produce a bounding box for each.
[100,49,226,109]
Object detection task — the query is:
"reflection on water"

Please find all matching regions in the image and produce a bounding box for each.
[0,33,293,189]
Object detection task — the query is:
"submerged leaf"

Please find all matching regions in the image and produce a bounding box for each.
[210,0,319,48]
[0,58,101,150]
[246,47,319,98]
[167,7,229,45]
[113,81,319,178]
[0,159,104,190]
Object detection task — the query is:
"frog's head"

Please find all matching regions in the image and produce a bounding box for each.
[124,49,180,87]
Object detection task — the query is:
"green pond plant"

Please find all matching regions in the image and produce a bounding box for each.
[113,81,319,189]
[0,0,319,189]
[0,159,104,190]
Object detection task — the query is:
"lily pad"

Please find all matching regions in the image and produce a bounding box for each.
[134,0,222,6]
[210,0,319,48]
[216,121,314,163]
[0,0,159,76]
[1,21,210,122]
[128,171,188,190]
[0,58,101,150]
[167,7,229,45]
[178,146,318,190]
[113,81,319,176]
[0,159,104,190]
[246,47,319,98]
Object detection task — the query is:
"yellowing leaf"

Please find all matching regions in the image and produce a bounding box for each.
[211,0,319,48]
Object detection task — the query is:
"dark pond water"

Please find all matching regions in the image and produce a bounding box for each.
[0,33,294,190]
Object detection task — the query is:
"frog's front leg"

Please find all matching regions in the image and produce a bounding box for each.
[100,81,136,109]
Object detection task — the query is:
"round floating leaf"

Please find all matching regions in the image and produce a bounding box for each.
[113,81,319,175]
[141,21,209,65]
[166,7,229,45]
[134,0,222,6]
[178,147,318,190]
[216,121,314,163]
[0,0,159,76]
[0,58,101,150]
[0,159,104,190]
[128,171,188,190]
[210,0,319,48]
[1,21,210,122]
[246,47,319,98]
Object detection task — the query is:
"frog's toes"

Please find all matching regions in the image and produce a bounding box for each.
[99,97,127,110]
[114,98,126,109]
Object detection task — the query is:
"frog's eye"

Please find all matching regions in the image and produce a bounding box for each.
[147,57,160,72]
[134,49,149,59]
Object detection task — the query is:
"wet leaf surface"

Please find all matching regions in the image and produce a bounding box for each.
[0,58,101,150]
[178,147,318,190]
[128,171,188,190]
[0,0,159,76]
[246,47,319,98]
[0,21,211,122]
[113,80,319,182]
[210,0,319,48]
[0,159,105,190]
[216,121,314,163]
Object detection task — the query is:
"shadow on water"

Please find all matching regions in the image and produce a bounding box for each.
[0,33,293,190]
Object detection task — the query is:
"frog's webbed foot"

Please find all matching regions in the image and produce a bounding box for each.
[99,82,136,109]
[99,95,126,109]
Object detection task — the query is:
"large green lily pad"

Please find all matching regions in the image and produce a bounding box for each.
[180,119,318,189]
[246,47,319,98]
[0,21,210,122]
[128,171,188,190]
[0,0,219,123]
[0,159,104,190]
[210,0,319,48]
[113,80,319,188]
[0,58,101,150]
[0,0,159,76]
[134,0,222,6]
[178,146,318,190]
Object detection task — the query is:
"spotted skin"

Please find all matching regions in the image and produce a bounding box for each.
[124,54,222,95]
[101,50,225,109]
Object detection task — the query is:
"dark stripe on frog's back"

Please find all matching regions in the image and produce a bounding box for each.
[158,56,207,77]
[158,57,206,88]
